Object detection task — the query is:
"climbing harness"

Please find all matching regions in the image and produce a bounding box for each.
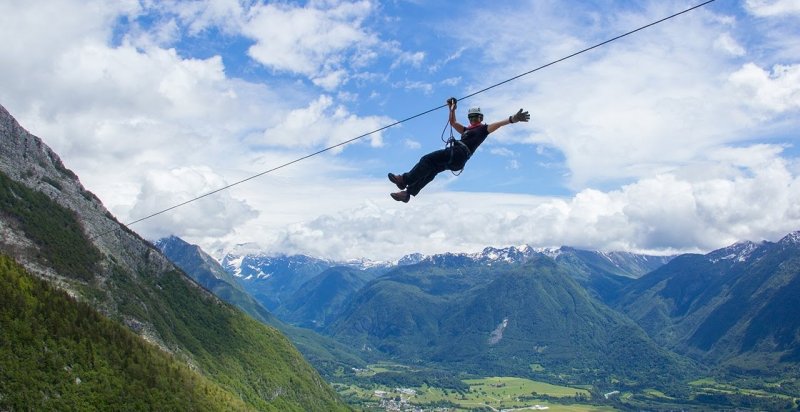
[441,123,470,176]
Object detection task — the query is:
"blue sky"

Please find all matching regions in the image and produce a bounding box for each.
[1,0,799,261]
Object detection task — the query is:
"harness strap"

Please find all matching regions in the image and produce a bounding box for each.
[447,137,471,158]
[445,137,470,175]
[441,118,470,175]
[453,139,472,158]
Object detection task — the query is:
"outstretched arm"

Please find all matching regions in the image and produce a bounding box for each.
[487,108,530,133]
[447,98,466,134]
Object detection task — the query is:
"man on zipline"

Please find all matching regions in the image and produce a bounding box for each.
[388,98,530,202]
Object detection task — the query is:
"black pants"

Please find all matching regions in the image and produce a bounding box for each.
[403,146,469,196]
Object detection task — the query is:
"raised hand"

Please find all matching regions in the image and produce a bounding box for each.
[447,97,457,111]
[511,109,530,123]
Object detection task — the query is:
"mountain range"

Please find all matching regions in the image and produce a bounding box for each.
[324,254,696,388]
[219,244,670,318]
[165,231,800,393]
[156,237,695,391]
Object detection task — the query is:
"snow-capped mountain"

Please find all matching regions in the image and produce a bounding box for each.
[409,245,672,279]
[218,244,673,311]
[779,230,800,246]
[219,244,673,283]
[219,250,392,280]
[707,240,765,263]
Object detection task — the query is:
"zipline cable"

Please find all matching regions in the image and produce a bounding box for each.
[98,0,716,238]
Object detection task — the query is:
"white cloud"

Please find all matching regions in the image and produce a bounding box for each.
[391,51,425,69]
[122,16,182,50]
[440,77,462,87]
[490,148,516,157]
[404,139,422,150]
[0,1,138,107]
[450,1,797,192]
[258,95,393,149]
[429,47,466,73]
[0,0,278,144]
[745,0,800,17]
[255,144,800,261]
[5,35,286,207]
[312,69,349,91]
[159,0,247,35]
[729,63,800,114]
[714,32,746,56]
[393,80,434,94]
[0,0,397,246]
[488,147,521,170]
[242,1,377,88]
[130,167,258,239]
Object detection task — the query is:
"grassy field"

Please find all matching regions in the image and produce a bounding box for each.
[465,376,590,398]
[337,365,615,411]
[419,376,605,411]
[689,376,798,400]
[352,362,414,377]
[338,365,800,410]
[338,384,615,411]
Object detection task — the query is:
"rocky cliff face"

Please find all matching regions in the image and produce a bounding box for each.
[0,105,170,268]
[0,103,194,347]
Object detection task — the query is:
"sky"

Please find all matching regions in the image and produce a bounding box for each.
[1,0,799,262]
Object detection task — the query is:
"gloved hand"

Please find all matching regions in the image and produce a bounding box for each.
[511,109,530,123]
[447,97,457,111]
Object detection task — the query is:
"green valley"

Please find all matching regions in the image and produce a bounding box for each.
[331,363,799,411]
[334,363,603,411]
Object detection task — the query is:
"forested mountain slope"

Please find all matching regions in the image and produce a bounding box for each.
[155,235,367,376]
[0,255,252,411]
[0,103,349,411]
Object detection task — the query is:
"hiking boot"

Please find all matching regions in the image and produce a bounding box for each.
[391,191,410,203]
[388,173,406,190]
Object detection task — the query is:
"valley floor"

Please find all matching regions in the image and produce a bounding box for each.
[334,364,613,411]
[332,363,800,411]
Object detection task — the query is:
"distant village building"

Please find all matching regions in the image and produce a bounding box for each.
[396,387,417,396]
